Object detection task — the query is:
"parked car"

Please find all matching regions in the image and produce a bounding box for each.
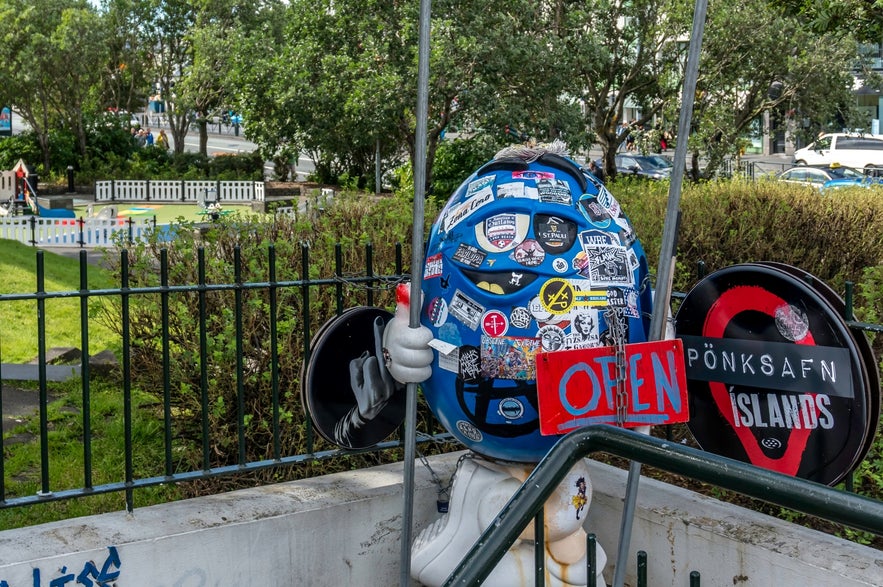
[610,153,674,180]
[820,174,883,194]
[793,133,883,170]
[775,164,867,190]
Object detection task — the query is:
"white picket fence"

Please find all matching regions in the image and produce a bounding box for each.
[0,215,156,248]
[94,180,264,203]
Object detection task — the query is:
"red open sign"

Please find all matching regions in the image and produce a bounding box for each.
[536,339,689,435]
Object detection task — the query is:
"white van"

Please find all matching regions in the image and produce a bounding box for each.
[793,133,883,170]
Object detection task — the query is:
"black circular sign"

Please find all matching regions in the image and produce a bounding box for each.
[301,307,405,450]
[752,262,880,468]
[674,263,875,486]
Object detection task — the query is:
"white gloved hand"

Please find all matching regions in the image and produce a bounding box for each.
[382,283,434,383]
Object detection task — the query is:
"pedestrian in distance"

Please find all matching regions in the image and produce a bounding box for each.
[156,129,169,150]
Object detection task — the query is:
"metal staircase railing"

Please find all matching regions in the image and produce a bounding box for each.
[442,424,883,586]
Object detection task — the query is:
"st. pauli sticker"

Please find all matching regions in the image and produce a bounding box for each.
[535,339,689,434]
[534,214,577,254]
[675,263,877,486]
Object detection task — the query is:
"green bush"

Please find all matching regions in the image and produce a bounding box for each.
[0,132,41,170]
[96,190,443,486]
[612,178,883,295]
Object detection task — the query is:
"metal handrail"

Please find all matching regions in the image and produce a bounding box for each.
[443,424,883,586]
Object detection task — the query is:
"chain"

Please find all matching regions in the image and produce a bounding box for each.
[417,447,472,512]
[331,273,409,293]
[604,306,629,427]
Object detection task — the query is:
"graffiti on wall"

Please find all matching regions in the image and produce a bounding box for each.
[0,546,120,587]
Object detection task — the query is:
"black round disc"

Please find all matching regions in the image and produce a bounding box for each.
[752,261,880,471]
[302,307,405,449]
[675,263,872,486]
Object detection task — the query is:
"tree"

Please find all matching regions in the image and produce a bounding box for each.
[100,0,153,116]
[550,0,693,179]
[683,0,859,178]
[228,0,581,191]
[0,0,107,170]
[138,0,198,155]
[774,0,883,44]
[179,0,274,157]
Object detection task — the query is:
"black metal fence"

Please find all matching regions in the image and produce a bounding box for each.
[0,243,451,513]
[0,244,880,526]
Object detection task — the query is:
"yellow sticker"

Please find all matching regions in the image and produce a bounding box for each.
[539,279,575,314]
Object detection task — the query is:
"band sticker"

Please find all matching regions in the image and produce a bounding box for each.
[577,195,612,228]
[452,243,487,268]
[579,229,621,247]
[466,175,495,196]
[537,178,573,205]
[427,296,450,326]
[595,187,622,217]
[449,289,485,330]
[436,322,462,373]
[509,306,533,329]
[585,245,633,288]
[496,181,537,200]
[539,278,575,314]
[513,170,554,182]
[475,213,530,252]
[443,188,495,233]
[540,278,614,315]
[579,231,633,288]
[627,248,640,271]
[480,335,539,380]
[481,309,509,337]
[510,239,546,267]
[538,324,567,352]
[459,345,482,382]
[456,420,483,442]
[498,398,525,421]
[567,309,601,348]
[606,287,640,318]
[424,253,443,279]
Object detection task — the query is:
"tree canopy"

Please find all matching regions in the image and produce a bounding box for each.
[0,0,873,182]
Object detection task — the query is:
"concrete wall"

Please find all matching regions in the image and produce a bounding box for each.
[0,453,880,586]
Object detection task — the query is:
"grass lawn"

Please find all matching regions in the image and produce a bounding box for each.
[0,240,120,363]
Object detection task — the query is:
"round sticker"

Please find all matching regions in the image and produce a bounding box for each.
[481,310,509,337]
[302,307,404,450]
[675,263,875,486]
[427,297,449,327]
[539,278,575,315]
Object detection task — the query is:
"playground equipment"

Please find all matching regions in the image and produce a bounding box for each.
[0,160,75,219]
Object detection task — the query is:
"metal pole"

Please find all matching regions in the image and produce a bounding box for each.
[612,1,708,585]
[400,0,432,583]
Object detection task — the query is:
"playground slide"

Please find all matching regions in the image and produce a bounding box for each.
[37,203,76,219]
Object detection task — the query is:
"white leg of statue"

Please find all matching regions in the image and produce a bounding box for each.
[411,454,606,587]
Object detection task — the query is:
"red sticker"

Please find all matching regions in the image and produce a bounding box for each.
[481,310,509,337]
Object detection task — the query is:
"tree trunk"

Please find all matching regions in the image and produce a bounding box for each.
[199,119,208,157]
